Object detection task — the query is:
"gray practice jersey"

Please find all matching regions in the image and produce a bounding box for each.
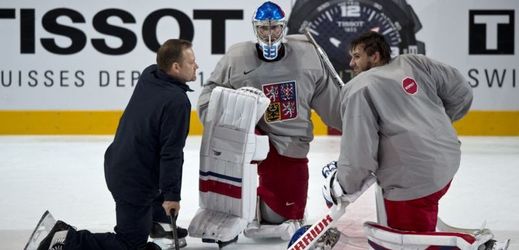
[337,54,473,201]
[198,35,342,158]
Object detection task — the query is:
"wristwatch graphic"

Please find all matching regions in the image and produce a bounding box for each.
[287,0,425,82]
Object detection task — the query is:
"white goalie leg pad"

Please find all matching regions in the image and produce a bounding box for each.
[189,87,270,242]
[363,221,494,250]
[244,220,303,241]
[188,209,248,242]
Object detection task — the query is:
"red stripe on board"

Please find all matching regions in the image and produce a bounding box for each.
[199,179,242,199]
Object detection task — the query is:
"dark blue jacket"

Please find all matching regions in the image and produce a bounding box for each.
[104,64,192,204]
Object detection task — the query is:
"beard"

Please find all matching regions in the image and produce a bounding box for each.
[363,61,374,72]
[352,61,374,76]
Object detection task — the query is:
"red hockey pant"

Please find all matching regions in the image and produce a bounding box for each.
[257,144,308,220]
[384,182,451,232]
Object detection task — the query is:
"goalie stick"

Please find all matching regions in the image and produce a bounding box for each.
[304,28,345,89]
[288,176,376,250]
[170,208,180,250]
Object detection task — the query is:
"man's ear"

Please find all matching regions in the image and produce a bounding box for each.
[169,62,180,74]
[371,51,381,64]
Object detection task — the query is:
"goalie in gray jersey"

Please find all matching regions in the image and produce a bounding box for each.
[322,31,473,233]
[318,31,509,250]
[197,1,342,241]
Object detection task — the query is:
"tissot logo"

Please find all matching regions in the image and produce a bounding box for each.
[0,8,243,55]
[469,10,514,55]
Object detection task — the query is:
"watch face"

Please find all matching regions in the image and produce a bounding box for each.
[288,0,422,81]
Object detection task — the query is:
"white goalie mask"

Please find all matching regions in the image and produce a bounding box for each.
[252,1,287,60]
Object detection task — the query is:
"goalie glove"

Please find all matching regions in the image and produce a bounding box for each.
[321,161,345,208]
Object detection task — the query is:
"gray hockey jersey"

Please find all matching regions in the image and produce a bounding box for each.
[337,54,473,201]
[198,35,342,158]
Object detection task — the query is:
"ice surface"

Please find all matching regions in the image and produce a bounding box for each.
[0,136,517,249]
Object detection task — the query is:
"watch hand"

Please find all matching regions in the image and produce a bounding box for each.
[370,27,380,33]
[329,37,341,48]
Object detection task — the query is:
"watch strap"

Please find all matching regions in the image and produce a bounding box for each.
[392,0,422,32]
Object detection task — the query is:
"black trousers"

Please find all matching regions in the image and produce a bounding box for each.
[63,195,168,250]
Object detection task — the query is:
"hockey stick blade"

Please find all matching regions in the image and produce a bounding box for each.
[304,28,345,88]
[288,203,347,250]
[288,176,376,250]
[170,208,180,250]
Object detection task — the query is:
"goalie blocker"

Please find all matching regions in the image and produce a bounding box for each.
[188,87,270,243]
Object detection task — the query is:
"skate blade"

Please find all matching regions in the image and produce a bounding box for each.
[151,237,187,249]
[499,239,511,250]
[24,211,57,250]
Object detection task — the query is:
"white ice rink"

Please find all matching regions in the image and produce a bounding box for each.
[0,136,517,249]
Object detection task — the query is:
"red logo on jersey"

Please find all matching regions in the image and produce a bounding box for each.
[262,81,297,122]
[402,77,418,95]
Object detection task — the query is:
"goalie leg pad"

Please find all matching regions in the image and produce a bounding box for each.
[364,221,494,250]
[189,87,270,242]
[188,209,247,242]
[243,219,303,241]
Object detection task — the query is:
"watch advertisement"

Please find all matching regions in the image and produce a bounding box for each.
[0,0,517,133]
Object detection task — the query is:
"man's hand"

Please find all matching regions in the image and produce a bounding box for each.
[321,161,345,207]
[163,201,180,216]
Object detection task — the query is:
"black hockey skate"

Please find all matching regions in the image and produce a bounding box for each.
[25,211,72,250]
[149,222,188,249]
[25,211,56,250]
[36,220,72,250]
[144,242,163,250]
[481,239,511,250]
